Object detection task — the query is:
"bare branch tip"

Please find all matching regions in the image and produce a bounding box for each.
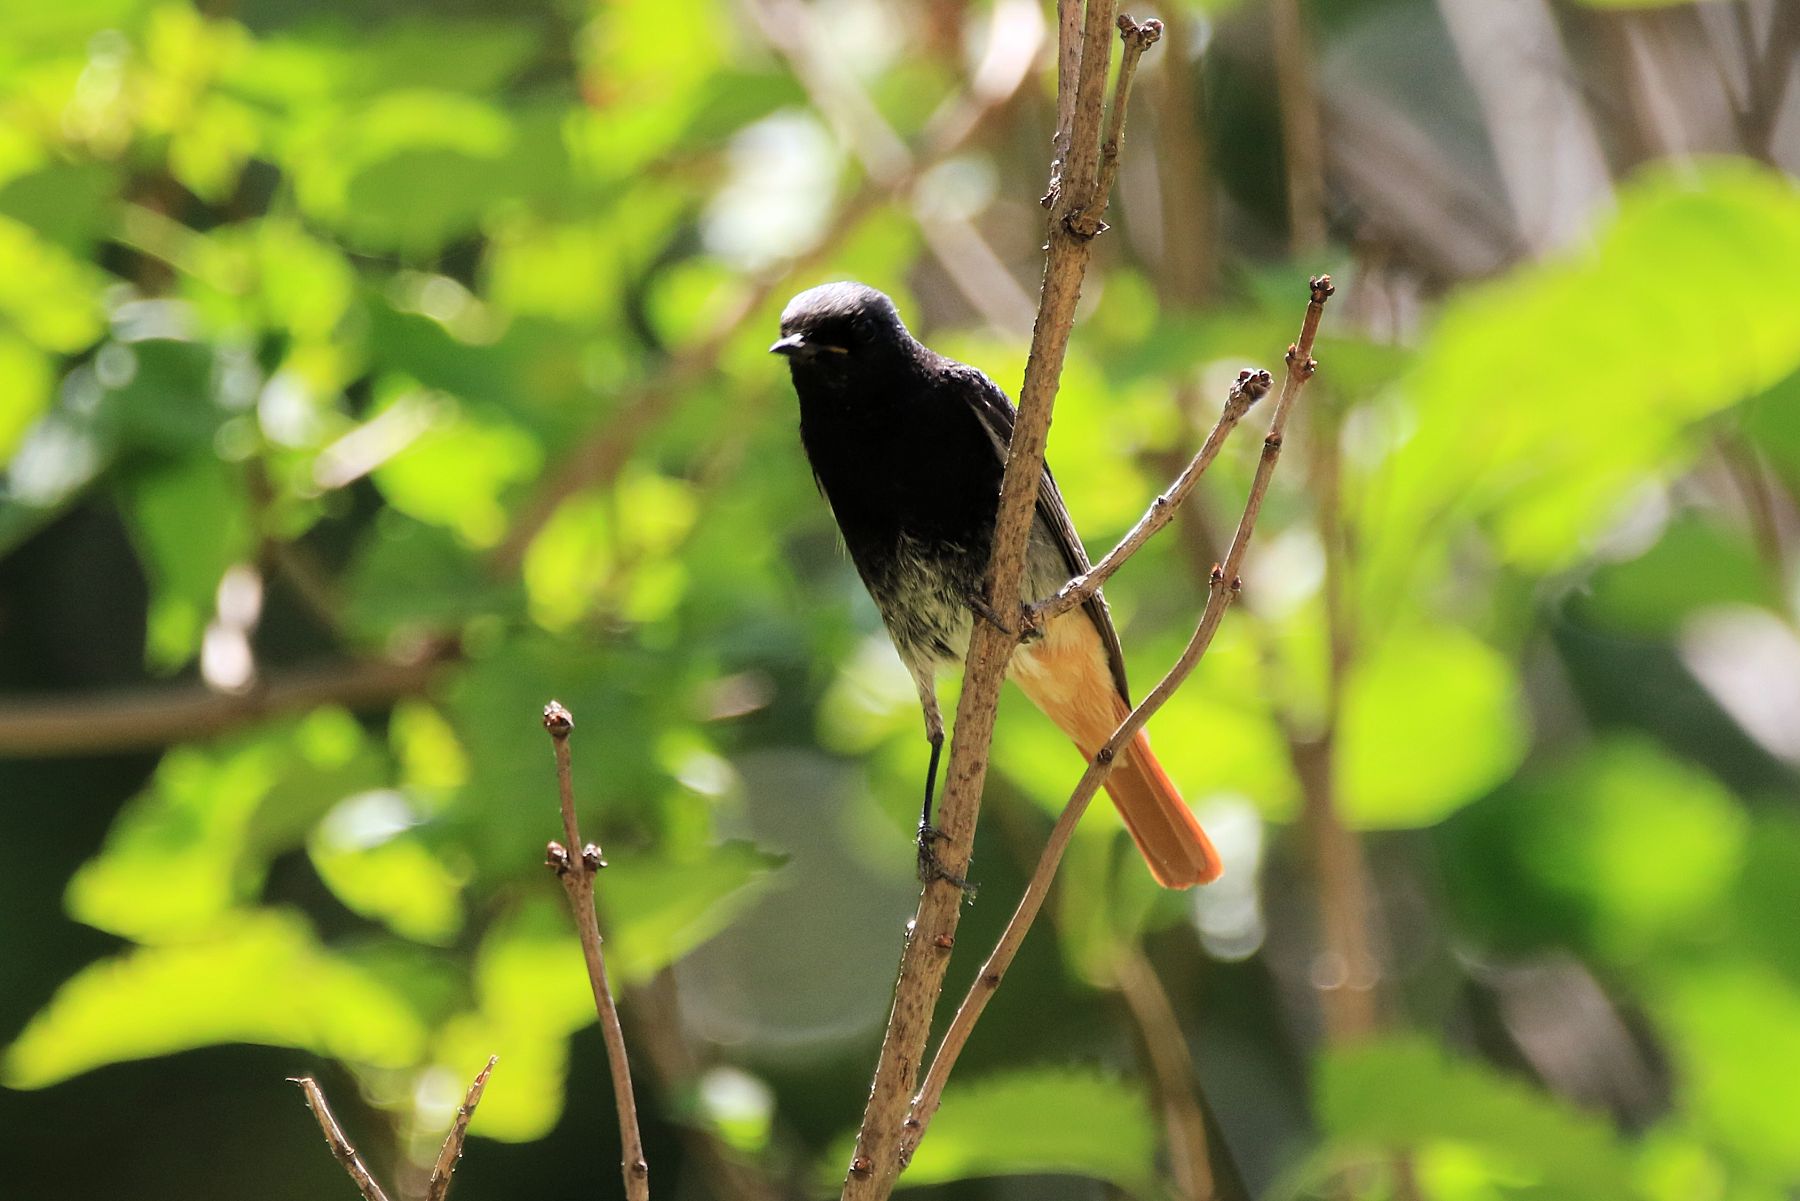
[1309,274,1336,303]
[542,700,574,738]
[1233,367,1275,405]
[1117,14,1164,48]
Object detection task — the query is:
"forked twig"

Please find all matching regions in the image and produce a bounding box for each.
[543,701,650,1201]
[1029,367,1273,633]
[900,276,1335,1166]
[289,1076,394,1201]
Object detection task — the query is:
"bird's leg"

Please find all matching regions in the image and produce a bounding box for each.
[910,664,976,896]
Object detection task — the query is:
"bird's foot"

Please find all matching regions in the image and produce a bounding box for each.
[917,822,978,899]
[964,592,1017,638]
[1016,601,1046,644]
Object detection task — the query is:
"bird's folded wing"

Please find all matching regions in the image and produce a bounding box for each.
[949,362,1132,703]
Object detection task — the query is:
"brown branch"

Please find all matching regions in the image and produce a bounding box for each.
[0,648,451,758]
[426,1056,498,1201]
[838,9,1140,1200]
[289,1076,395,1201]
[1113,948,1215,1201]
[1031,367,1272,630]
[1284,343,1381,1048]
[1271,0,1327,254]
[542,702,649,1201]
[899,276,1334,1165]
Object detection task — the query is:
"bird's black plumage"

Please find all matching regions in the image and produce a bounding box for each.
[772,282,1228,892]
[773,281,1129,703]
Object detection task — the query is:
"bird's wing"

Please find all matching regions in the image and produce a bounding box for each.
[950,361,1132,703]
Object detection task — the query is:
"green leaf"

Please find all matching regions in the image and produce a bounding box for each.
[1364,160,1800,616]
[838,1069,1157,1193]
[1516,741,1746,958]
[68,711,382,944]
[344,515,526,639]
[1653,963,1800,1174]
[1317,1035,1637,1200]
[120,455,252,668]
[0,214,106,351]
[1577,515,1781,636]
[1337,624,1527,828]
[2,912,426,1088]
[310,805,466,944]
[0,161,120,254]
[371,402,542,548]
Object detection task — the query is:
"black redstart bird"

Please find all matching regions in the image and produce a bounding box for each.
[772,281,1221,889]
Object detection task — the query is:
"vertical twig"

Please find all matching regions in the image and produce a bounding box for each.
[1113,948,1216,1201]
[289,1076,395,1201]
[1270,0,1327,254]
[838,10,1153,1200]
[542,702,650,1201]
[899,277,1334,1166]
[425,1057,498,1201]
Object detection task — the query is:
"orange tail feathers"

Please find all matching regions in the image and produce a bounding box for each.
[1104,724,1223,889]
[1009,619,1224,889]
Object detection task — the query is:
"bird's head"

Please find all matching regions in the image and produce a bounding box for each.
[770,282,915,376]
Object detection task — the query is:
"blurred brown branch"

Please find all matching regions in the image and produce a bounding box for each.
[0,647,452,758]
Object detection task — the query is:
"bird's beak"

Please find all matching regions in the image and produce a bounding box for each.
[769,333,807,357]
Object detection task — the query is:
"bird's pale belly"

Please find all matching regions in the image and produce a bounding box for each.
[860,524,1072,676]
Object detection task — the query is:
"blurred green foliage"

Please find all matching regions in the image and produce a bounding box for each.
[1,1,1799,1200]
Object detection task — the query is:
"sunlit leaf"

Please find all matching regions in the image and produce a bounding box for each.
[1654,963,1800,1174]
[1337,624,1527,828]
[0,214,106,351]
[874,1069,1157,1193]
[120,455,252,668]
[1364,161,1800,618]
[2,912,426,1088]
[372,402,542,547]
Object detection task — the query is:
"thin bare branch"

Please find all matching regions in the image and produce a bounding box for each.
[1071,15,1165,237]
[740,0,1039,332]
[839,9,1141,1200]
[900,275,1334,1166]
[1113,948,1215,1201]
[542,702,649,1201]
[1271,0,1327,254]
[0,648,451,758]
[1031,367,1272,631]
[425,1057,498,1201]
[289,1076,395,1201]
